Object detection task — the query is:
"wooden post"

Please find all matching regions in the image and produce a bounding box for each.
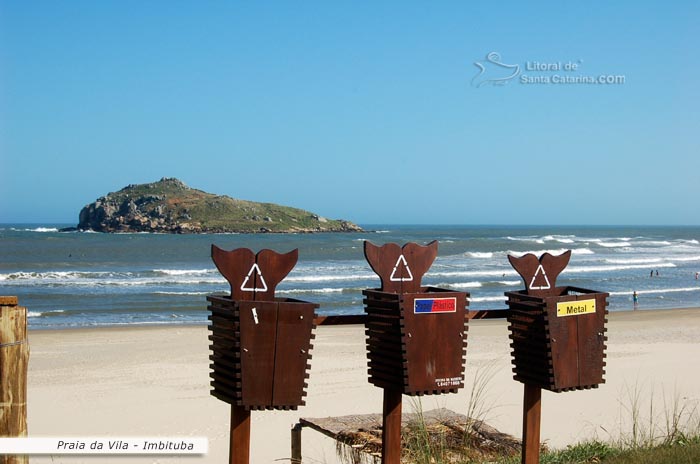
[0,296,29,464]
[290,423,302,464]
[229,404,251,464]
[381,389,402,464]
[521,383,542,464]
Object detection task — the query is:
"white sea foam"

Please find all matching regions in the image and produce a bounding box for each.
[278,287,347,294]
[566,262,676,274]
[507,248,594,257]
[467,252,493,259]
[28,310,65,317]
[285,273,376,283]
[10,227,57,232]
[670,255,700,262]
[0,271,130,281]
[605,258,666,265]
[154,269,212,276]
[439,282,482,289]
[634,240,673,247]
[428,270,518,278]
[154,291,210,296]
[541,235,576,244]
[468,295,506,303]
[506,236,540,243]
[597,241,631,248]
[609,287,700,297]
[0,270,226,287]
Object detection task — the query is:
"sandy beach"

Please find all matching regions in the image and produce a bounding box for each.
[24,308,700,463]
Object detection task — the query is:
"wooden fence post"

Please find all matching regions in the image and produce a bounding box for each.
[381,389,402,464]
[229,404,251,464]
[0,296,29,464]
[521,384,541,464]
[290,423,302,464]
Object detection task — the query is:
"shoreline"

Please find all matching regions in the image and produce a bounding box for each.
[25,304,700,332]
[24,307,700,463]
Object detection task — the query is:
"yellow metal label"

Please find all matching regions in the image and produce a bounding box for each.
[556,299,596,317]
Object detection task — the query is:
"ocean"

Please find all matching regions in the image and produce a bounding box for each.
[1,224,699,329]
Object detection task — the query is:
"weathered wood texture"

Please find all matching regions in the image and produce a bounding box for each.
[209,247,319,464]
[505,252,609,392]
[208,246,318,410]
[508,251,571,297]
[297,408,521,461]
[208,296,317,410]
[0,298,29,464]
[364,241,438,294]
[290,423,302,464]
[229,405,250,464]
[363,241,469,395]
[381,389,402,464]
[364,287,469,395]
[505,287,608,392]
[211,246,297,301]
[521,384,542,464]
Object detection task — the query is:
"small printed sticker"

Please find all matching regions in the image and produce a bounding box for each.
[435,377,462,387]
[414,297,457,314]
[556,299,596,317]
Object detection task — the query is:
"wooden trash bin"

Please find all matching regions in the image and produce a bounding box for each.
[505,250,609,464]
[363,241,469,395]
[505,250,608,392]
[208,246,318,464]
[208,295,317,409]
[505,286,608,392]
[362,241,469,464]
[364,286,468,395]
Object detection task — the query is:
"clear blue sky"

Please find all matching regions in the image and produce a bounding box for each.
[1,1,698,225]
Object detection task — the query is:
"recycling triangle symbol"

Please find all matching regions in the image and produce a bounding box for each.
[240,263,268,292]
[529,264,551,290]
[389,254,414,282]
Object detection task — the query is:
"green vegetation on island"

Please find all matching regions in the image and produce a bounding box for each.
[76,177,363,234]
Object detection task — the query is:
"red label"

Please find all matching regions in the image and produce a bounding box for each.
[414,297,457,314]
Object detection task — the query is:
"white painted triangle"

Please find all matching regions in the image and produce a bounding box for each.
[389,254,414,282]
[529,264,551,290]
[240,263,268,292]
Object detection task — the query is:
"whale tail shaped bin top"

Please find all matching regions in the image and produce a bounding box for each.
[508,250,571,298]
[505,250,609,392]
[211,246,298,301]
[208,246,317,410]
[364,241,438,294]
[363,241,469,395]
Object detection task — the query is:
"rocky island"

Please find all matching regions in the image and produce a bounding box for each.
[74,178,363,234]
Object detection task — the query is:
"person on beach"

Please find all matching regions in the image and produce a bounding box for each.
[633,291,638,310]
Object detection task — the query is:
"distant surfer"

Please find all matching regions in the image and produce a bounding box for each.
[696,272,699,280]
[633,291,638,310]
